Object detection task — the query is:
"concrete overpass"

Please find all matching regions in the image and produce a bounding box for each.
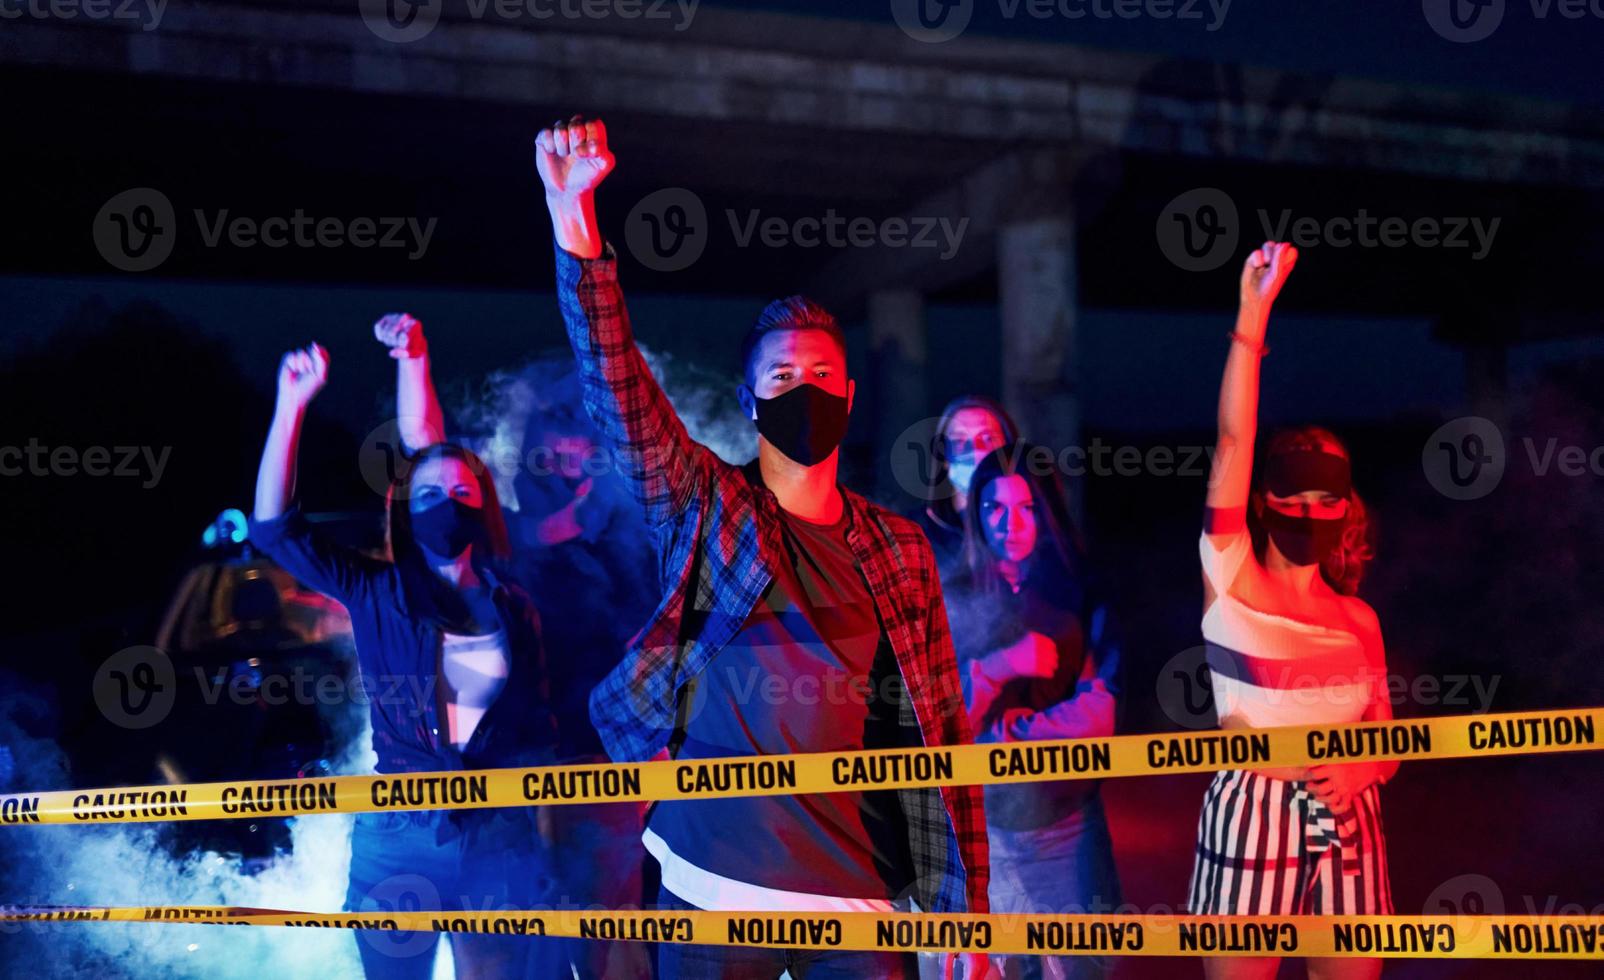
[6,0,1604,450]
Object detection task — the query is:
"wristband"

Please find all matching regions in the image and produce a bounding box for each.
[1228,331,1269,356]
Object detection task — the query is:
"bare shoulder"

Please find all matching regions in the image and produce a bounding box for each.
[1341,594,1381,630]
[1340,594,1384,658]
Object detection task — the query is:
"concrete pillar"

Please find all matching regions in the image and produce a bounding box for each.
[1464,342,1510,431]
[868,289,928,500]
[998,214,1079,462]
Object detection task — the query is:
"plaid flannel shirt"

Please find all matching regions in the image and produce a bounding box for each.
[556,242,988,914]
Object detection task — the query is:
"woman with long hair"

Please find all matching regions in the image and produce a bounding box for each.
[248,329,564,980]
[1189,242,1396,980]
[914,395,1018,570]
[947,441,1123,980]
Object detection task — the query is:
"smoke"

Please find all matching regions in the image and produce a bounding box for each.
[453,344,755,515]
[0,345,755,979]
[0,672,369,980]
[637,343,758,467]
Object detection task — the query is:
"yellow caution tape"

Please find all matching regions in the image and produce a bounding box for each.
[0,708,1596,826]
[1,907,1601,959]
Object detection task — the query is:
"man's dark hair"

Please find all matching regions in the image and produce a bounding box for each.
[739,295,847,385]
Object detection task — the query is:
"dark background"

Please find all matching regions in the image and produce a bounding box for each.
[3,1,1604,977]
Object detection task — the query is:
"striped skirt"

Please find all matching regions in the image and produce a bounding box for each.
[1187,769,1392,916]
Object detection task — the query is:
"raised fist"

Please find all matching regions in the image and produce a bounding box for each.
[373,312,426,360]
[276,343,329,410]
[1240,240,1298,316]
[536,115,615,200]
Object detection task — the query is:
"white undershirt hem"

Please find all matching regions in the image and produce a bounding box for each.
[642,828,895,913]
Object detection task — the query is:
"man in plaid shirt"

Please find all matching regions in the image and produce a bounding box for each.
[538,116,991,979]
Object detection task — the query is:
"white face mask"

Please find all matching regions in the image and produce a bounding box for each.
[947,459,978,495]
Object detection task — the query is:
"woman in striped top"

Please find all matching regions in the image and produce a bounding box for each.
[1189,242,1399,980]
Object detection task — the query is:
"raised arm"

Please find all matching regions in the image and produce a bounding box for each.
[539,116,604,261]
[254,344,328,521]
[374,313,445,452]
[250,344,377,604]
[1205,241,1299,515]
[537,115,709,526]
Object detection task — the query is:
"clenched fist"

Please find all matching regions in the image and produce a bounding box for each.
[536,115,615,201]
[1240,240,1298,320]
[276,343,329,411]
[373,312,427,360]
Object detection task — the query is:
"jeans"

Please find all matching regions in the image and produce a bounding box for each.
[549,795,653,979]
[654,886,918,980]
[985,797,1121,980]
[344,806,571,980]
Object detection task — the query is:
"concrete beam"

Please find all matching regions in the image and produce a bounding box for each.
[6,1,1604,191]
[804,149,1090,311]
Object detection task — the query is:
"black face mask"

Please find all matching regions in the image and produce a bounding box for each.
[410,497,487,559]
[1259,505,1344,567]
[752,383,850,467]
